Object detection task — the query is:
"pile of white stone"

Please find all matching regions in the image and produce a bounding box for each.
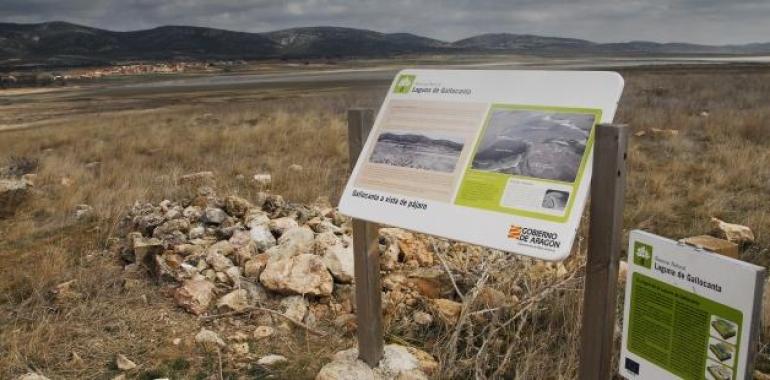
[118,181,446,326]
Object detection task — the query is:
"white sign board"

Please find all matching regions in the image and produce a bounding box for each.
[339,69,624,260]
[620,230,765,380]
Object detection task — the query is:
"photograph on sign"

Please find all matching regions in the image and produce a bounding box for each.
[338,69,624,260]
[619,230,765,380]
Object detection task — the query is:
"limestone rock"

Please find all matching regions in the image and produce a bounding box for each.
[230,232,257,265]
[316,359,375,380]
[278,226,315,249]
[242,280,269,302]
[74,204,94,220]
[174,278,215,315]
[281,295,309,322]
[381,242,400,271]
[116,354,137,371]
[412,311,433,326]
[245,209,270,226]
[430,298,462,324]
[195,328,225,348]
[0,178,29,217]
[174,243,202,257]
[618,261,629,283]
[217,289,250,312]
[225,266,242,286]
[315,231,340,253]
[50,280,82,304]
[16,373,51,380]
[153,218,189,245]
[398,239,433,267]
[225,195,253,217]
[260,254,334,296]
[711,217,755,245]
[269,217,299,236]
[204,207,228,224]
[380,228,433,267]
[257,354,288,366]
[183,206,203,221]
[206,240,235,256]
[206,250,234,271]
[132,237,164,268]
[254,325,275,339]
[406,267,454,299]
[322,344,435,380]
[681,235,740,259]
[244,254,270,278]
[229,342,250,356]
[249,224,277,251]
[321,236,355,284]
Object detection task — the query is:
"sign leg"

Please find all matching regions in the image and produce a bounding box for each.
[578,123,629,379]
[347,109,384,367]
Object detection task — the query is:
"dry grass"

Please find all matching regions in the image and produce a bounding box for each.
[0,65,769,379]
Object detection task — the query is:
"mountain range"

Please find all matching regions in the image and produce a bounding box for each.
[1,21,769,68]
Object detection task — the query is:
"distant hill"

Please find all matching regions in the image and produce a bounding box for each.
[454,33,595,53]
[1,21,769,68]
[264,27,449,57]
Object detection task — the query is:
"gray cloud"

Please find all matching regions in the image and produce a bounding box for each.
[1,0,769,44]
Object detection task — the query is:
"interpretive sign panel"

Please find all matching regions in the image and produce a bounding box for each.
[338,69,624,260]
[619,230,765,380]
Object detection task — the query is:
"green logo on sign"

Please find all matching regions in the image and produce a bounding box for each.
[393,74,415,94]
[633,242,653,269]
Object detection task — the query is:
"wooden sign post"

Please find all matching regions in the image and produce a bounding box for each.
[578,123,629,379]
[347,108,384,366]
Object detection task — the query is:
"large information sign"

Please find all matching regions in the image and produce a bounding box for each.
[338,69,624,260]
[620,230,765,380]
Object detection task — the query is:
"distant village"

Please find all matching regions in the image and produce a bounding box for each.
[0,61,245,88]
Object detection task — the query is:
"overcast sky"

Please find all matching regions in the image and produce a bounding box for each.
[2,0,769,45]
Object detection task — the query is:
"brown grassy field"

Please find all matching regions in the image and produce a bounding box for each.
[0,64,769,379]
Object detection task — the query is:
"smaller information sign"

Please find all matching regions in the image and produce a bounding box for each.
[620,230,765,380]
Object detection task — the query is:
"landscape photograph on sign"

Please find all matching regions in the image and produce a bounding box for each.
[368,130,465,173]
[471,108,597,183]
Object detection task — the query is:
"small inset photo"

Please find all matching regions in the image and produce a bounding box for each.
[541,189,570,210]
[710,315,738,344]
[708,336,736,367]
[706,360,733,380]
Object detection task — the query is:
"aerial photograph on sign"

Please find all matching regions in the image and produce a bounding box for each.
[369,131,465,173]
[471,108,596,182]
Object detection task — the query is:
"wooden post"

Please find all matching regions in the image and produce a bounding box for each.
[347,109,384,367]
[578,123,629,380]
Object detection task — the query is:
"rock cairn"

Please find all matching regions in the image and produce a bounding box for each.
[117,181,455,333]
